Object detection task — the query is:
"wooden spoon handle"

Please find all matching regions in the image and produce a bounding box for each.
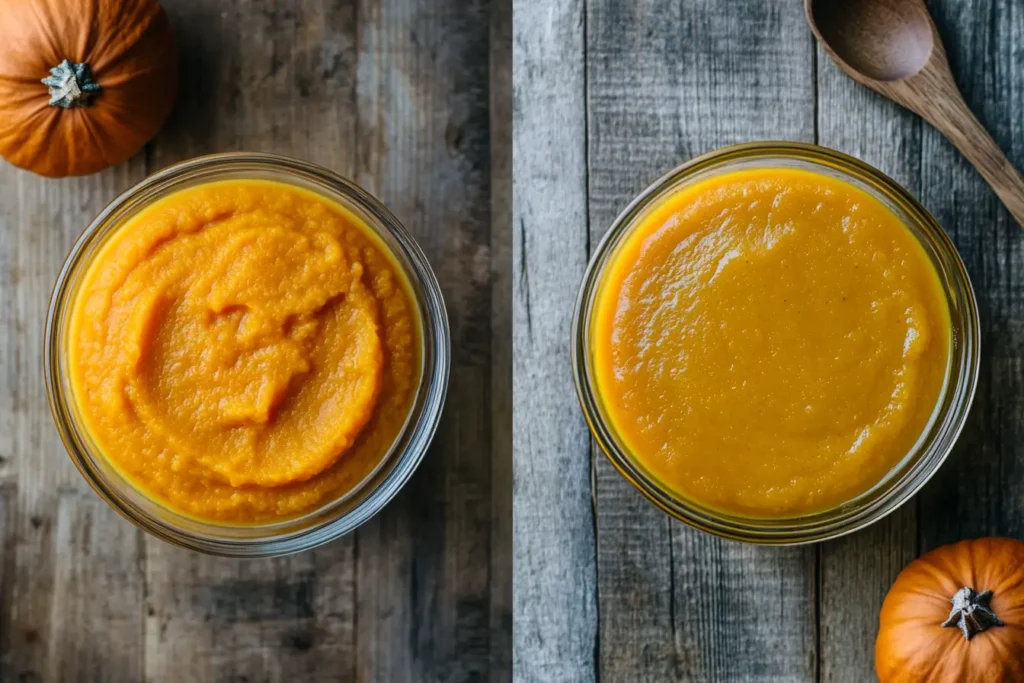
[919,93,1024,229]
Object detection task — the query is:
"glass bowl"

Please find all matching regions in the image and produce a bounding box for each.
[572,142,980,544]
[45,152,450,557]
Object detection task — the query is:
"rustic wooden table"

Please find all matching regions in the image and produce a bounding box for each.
[0,1,510,681]
[514,0,1023,681]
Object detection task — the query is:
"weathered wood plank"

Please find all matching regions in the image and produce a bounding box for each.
[672,537,817,682]
[0,483,15,683]
[490,0,514,680]
[0,157,147,682]
[352,0,498,681]
[145,545,357,681]
[48,491,146,683]
[512,0,597,681]
[916,1,1024,543]
[585,1,818,680]
[815,43,924,683]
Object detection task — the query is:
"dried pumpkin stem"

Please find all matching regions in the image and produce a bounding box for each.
[42,59,101,108]
[941,586,1004,640]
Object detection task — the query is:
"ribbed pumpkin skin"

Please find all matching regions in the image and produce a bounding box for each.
[0,0,177,177]
[876,538,1024,683]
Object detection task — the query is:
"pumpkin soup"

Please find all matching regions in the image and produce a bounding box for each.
[69,180,421,523]
[592,168,950,517]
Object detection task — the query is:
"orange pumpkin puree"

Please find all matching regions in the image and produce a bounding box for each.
[69,180,421,523]
[593,168,950,517]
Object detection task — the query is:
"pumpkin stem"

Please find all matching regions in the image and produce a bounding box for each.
[42,59,101,108]
[941,586,1004,640]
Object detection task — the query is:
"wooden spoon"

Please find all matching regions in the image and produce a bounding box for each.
[805,0,1024,228]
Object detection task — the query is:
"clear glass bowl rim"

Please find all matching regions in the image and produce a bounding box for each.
[571,141,981,545]
[45,151,451,557]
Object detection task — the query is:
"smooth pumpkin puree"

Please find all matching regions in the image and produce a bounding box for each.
[69,180,421,523]
[592,168,950,517]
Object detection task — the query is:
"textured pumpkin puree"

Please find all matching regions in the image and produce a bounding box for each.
[593,168,950,517]
[69,181,420,522]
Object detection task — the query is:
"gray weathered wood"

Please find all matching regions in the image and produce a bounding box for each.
[145,543,357,681]
[512,0,598,680]
[49,491,147,683]
[585,2,818,680]
[816,42,923,683]
[0,0,509,681]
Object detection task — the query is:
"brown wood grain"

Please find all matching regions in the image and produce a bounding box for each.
[0,0,509,681]
[490,0,514,678]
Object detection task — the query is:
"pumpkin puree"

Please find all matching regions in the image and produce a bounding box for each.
[69,180,420,523]
[593,168,950,517]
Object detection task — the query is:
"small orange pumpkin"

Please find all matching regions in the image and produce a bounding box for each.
[0,0,177,177]
[876,538,1024,683]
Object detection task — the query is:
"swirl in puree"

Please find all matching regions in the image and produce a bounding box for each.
[592,168,951,517]
[69,181,420,522]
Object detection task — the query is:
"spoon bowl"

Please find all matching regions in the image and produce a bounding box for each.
[810,0,933,81]
[806,0,1024,229]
